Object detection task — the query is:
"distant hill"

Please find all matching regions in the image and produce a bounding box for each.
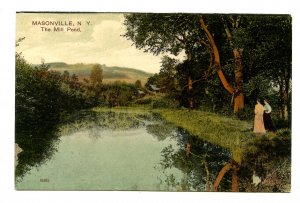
[44,62,153,85]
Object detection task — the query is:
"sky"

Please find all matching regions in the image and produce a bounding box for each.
[16,13,182,73]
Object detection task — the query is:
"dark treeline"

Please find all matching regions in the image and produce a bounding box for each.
[124,14,291,122]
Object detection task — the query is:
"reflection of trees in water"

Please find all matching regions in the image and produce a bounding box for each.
[15,109,150,181]
[15,124,60,181]
[239,130,291,192]
[148,116,291,192]
[146,113,180,142]
[59,110,150,137]
[146,123,174,141]
[15,109,290,191]
[148,123,232,191]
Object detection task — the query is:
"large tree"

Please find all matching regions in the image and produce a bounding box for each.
[124,14,292,115]
[198,15,247,113]
[89,64,104,99]
[155,56,179,93]
[124,14,209,108]
[90,64,103,86]
[123,14,243,111]
[199,15,292,115]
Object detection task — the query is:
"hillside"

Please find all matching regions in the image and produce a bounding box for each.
[45,62,153,85]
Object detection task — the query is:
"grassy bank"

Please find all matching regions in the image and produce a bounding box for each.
[156,106,291,187]
[156,108,255,163]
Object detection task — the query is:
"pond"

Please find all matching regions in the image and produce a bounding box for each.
[15,109,233,191]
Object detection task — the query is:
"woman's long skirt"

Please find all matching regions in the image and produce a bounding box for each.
[263,113,275,131]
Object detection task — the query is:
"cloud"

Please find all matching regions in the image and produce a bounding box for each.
[16,13,183,73]
[91,20,128,50]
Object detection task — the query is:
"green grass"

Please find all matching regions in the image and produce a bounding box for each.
[156,108,255,163]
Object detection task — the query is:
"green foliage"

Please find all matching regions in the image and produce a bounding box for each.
[273,118,291,130]
[152,97,177,109]
[156,56,179,93]
[16,55,61,179]
[124,14,292,119]
[233,106,254,121]
[15,53,96,179]
[90,64,103,86]
[144,56,180,100]
[123,13,200,56]
[102,82,138,107]
[16,57,62,134]
[145,73,159,89]
[134,79,142,88]
[135,94,179,109]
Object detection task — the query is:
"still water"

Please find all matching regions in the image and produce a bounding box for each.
[16,110,231,191]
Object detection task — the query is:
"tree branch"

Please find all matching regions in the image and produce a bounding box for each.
[199,17,234,94]
[199,39,214,79]
[175,36,185,44]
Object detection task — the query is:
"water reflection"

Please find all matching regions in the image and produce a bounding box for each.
[150,125,232,191]
[16,109,245,191]
[239,130,291,192]
[15,124,60,182]
[16,109,151,181]
[58,110,149,137]
[16,110,290,191]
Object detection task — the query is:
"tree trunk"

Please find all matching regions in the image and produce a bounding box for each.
[279,78,285,119]
[203,159,211,191]
[186,143,191,159]
[284,70,291,120]
[279,75,291,120]
[225,16,245,113]
[186,51,194,109]
[231,164,239,192]
[234,94,244,113]
[200,18,247,113]
[213,160,239,192]
[200,18,234,95]
[188,76,193,108]
[213,162,232,191]
[233,48,244,112]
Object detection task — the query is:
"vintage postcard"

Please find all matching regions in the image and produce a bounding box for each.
[15,12,291,192]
